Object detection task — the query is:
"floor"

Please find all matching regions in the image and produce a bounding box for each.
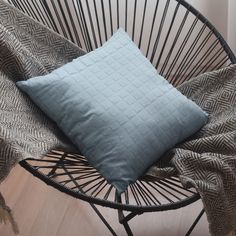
[0,164,210,236]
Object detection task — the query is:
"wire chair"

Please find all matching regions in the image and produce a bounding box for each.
[7,0,236,235]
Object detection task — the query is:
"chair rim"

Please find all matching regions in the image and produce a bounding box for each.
[16,0,235,214]
[20,152,201,213]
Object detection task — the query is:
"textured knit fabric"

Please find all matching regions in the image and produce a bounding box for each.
[16,29,208,193]
[0,1,236,235]
[0,0,84,182]
[148,65,236,236]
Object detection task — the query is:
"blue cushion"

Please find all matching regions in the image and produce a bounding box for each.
[16,29,208,194]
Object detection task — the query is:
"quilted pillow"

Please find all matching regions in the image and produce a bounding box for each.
[16,29,208,194]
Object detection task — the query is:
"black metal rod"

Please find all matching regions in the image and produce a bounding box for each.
[84,0,98,49]
[51,0,68,38]
[31,1,48,26]
[125,189,129,205]
[93,0,102,46]
[86,179,106,196]
[22,0,38,20]
[210,54,228,71]
[146,0,159,58]
[160,9,189,76]
[90,205,117,236]
[12,0,24,13]
[168,17,199,84]
[177,30,213,79]
[185,39,219,80]
[147,182,174,203]
[158,180,188,198]
[133,183,150,206]
[41,0,59,33]
[108,0,114,35]
[118,208,134,236]
[93,181,108,198]
[125,0,128,32]
[173,24,207,82]
[185,208,205,236]
[35,1,52,27]
[130,185,142,206]
[79,176,103,189]
[193,47,225,78]
[101,0,108,42]
[76,0,93,51]
[58,0,75,43]
[72,0,90,50]
[116,0,119,29]
[160,178,196,194]
[138,181,161,205]
[39,0,57,31]
[150,0,170,63]
[155,2,180,69]
[132,0,137,41]
[138,0,147,49]
[104,185,113,201]
[175,0,236,63]
[119,211,138,224]
[64,0,82,47]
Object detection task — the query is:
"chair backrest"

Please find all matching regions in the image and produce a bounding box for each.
[8,0,236,85]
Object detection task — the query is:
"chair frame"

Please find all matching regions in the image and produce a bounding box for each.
[20,151,202,236]
[8,0,235,234]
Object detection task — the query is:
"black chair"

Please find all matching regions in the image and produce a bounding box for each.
[7,0,236,235]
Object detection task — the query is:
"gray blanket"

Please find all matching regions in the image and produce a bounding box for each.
[0,0,84,182]
[0,1,236,235]
[148,66,236,236]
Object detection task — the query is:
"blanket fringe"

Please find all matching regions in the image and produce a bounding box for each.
[0,192,19,234]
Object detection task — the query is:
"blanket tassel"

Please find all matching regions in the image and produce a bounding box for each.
[0,192,19,234]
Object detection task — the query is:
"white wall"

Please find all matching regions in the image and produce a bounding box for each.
[228,0,236,55]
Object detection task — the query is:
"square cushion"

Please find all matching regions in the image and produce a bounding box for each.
[16,29,208,194]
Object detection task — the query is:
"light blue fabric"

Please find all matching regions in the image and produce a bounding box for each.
[17,29,208,194]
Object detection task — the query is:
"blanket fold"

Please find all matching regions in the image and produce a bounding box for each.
[0,0,84,182]
[0,1,235,235]
[148,66,236,236]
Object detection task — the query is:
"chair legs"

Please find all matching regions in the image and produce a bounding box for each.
[89,206,205,236]
[89,202,118,236]
[185,208,205,236]
[121,222,133,236]
[118,210,141,236]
